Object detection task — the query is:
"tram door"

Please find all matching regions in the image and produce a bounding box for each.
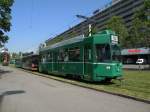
[84,46,92,79]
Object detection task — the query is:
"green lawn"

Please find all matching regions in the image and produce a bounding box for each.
[100,70,150,100]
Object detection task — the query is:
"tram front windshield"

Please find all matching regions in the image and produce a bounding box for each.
[96,44,111,62]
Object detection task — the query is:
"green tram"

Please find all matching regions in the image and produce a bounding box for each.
[14,58,22,68]
[39,30,122,82]
[22,54,39,71]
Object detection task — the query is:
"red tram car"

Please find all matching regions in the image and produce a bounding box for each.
[0,49,10,66]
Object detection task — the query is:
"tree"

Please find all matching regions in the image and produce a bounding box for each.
[0,0,14,47]
[106,16,129,47]
[131,0,150,48]
[90,24,98,35]
[130,0,150,68]
[11,52,18,59]
[129,17,144,47]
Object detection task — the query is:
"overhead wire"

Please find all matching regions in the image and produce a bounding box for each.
[29,0,34,29]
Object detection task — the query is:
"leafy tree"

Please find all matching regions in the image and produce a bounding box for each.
[130,0,150,68]
[106,16,129,47]
[131,0,150,48]
[129,18,144,47]
[91,25,98,35]
[11,52,19,59]
[0,0,14,47]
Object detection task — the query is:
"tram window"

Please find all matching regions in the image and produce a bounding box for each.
[68,47,80,61]
[84,47,92,61]
[47,52,53,62]
[45,53,49,62]
[42,55,46,63]
[57,49,69,62]
[58,50,65,62]
[64,51,69,62]
[47,53,50,61]
[96,44,111,62]
[32,58,38,64]
[40,56,43,62]
[53,51,58,61]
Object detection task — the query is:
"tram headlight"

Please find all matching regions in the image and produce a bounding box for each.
[106,66,111,70]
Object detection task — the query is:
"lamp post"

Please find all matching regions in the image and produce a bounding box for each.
[76,15,97,37]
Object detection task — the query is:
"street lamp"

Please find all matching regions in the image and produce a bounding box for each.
[76,14,97,36]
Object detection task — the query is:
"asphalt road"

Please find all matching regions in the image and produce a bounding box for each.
[0,66,150,112]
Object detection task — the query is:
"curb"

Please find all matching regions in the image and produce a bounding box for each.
[15,67,150,104]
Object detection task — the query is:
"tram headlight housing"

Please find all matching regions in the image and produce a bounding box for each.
[106,66,111,70]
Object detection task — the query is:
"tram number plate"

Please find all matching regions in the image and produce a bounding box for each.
[111,35,118,44]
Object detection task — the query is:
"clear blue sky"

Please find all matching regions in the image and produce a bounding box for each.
[6,0,111,53]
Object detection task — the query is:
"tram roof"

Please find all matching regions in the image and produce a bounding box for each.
[40,35,85,52]
[40,30,115,52]
[22,54,39,59]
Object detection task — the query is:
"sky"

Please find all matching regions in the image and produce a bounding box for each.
[6,0,111,53]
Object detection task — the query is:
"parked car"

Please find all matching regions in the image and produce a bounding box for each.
[136,58,145,64]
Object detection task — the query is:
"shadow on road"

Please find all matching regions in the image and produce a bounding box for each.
[0,69,13,74]
[0,69,13,78]
[0,90,25,96]
[0,90,25,111]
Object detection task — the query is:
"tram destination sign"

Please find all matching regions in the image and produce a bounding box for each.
[111,35,118,44]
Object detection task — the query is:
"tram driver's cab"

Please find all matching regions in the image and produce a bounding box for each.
[91,31,122,81]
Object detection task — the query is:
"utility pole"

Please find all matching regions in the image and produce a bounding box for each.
[76,15,97,37]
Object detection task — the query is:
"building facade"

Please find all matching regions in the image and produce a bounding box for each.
[122,48,150,64]
[46,0,144,46]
